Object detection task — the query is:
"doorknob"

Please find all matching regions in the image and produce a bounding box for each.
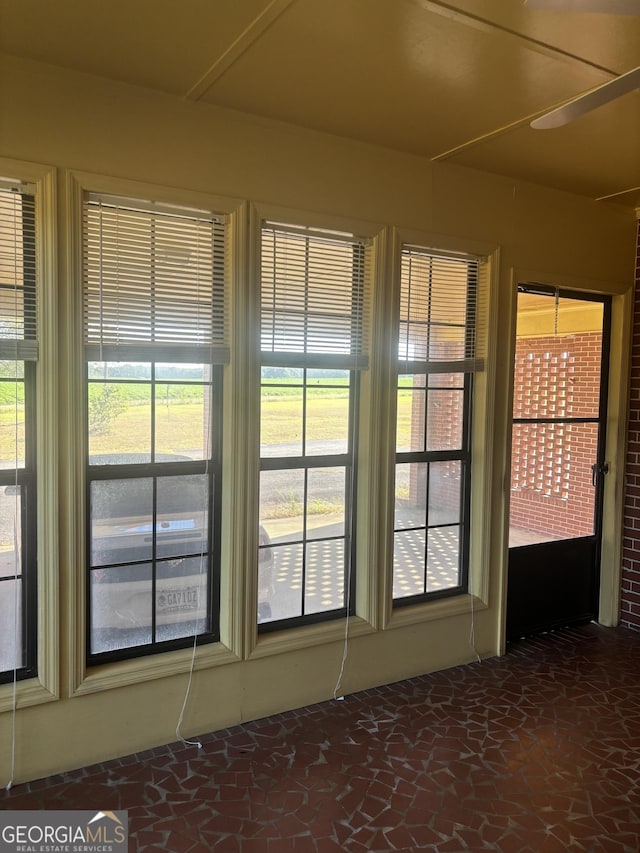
[591,462,610,487]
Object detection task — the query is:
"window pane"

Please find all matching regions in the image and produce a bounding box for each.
[0,361,24,378]
[155,384,211,461]
[88,382,151,462]
[260,382,303,458]
[0,487,21,577]
[0,380,25,469]
[426,390,464,451]
[306,369,349,385]
[259,543,303,623]
[305,539,345,615]
[258,534,275,623]
[395,462,426,530]
[90,478,153,566]
[259,469,304,545]
[393,529,425,599]
[156,556,209,642]
[397,379,425,453]
[155,363,208,383]
[429,372,463,389]
[156,475,209,558]
[427,527,460,591]
[307,467,345,540]
[262,367,303,382]
[429,461,462,526]
[306,386,349,455]
[90,563,153,653]
[0,578,23,670]
[88,361,151,381]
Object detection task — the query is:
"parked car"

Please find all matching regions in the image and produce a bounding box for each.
[88,454,274,649]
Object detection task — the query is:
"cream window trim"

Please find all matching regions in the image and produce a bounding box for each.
[71,642,242,697]
[385,592,489,632]
[356,226,395,630]
[248,615,375,661]
[0,158,58,713]
[63,171,246,696]
[379,228,498,630]
[243,203,384,656]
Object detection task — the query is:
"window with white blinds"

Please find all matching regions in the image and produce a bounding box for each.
[0,181,36,361]
[398,246,481,373]
[393,244,480,606]
[260,222,368,369]
[257,221,367,631]
[0,177,37,683]
[82,190,225,663]
[83,193,228,363]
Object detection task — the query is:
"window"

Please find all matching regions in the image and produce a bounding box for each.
[0,180,37,683]
[258,222,368,630]
[83,192,227,663]
[393,246,480,604]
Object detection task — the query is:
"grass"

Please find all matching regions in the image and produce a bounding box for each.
[0,386,417,531]
[0,386,416,462]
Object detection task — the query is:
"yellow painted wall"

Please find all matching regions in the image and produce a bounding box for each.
[0,53,636,785]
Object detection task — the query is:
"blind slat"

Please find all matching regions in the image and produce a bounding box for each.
[83,195,227,364]
[398,246,480,371]
[0,184,37,360]
[260,222,369,366]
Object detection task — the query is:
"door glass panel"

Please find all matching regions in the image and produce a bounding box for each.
[510,422,599,545]
[510,292,604,547]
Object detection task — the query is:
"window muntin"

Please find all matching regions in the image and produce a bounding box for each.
[83,193,226,663]
[258,224,367,630]
[393,247,478,605]
[0,182,37,683]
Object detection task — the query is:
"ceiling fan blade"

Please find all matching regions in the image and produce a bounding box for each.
[531,66,640,128]
[525,0,640,12]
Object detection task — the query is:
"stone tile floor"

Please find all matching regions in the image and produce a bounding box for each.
[2,623,640,851]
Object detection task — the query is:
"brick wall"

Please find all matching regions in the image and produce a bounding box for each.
[510,333,602,539]
[620,221,640,630]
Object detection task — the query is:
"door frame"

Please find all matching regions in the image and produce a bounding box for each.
[499,269,633,651]
[506,284,611,640]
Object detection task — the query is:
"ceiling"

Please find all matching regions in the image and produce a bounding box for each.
[0,0,638,209]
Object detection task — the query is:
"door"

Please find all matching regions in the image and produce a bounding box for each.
[506,285,610,641]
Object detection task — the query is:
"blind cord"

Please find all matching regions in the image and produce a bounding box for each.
[6,363,20,790]
[7,195,20,789]
[332,557,352,701]
[175,224,211,751]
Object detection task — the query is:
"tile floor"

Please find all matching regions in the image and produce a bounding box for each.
[2,623,640,852]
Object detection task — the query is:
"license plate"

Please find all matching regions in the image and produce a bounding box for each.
[157,586,200,613]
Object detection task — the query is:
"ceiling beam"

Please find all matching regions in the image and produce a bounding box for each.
[414,0,622,77]
[184,0,297,102]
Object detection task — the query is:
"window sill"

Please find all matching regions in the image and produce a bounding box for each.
[248,615,374,660]
[71,641,240,697]
[386,593,488,631]
[0,677,58,714]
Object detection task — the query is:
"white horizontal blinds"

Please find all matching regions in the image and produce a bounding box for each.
[83,193,228,363]
[0,181,37,361]
[261,222,369,369]
[398,245,482,373]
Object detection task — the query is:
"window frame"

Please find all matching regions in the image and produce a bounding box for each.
[0,184,38,684]
[0,159,57,711]
[82,190,227,665]
[244,205,384,657]
[392,246,480,607]
[257,222,367,632]
[382,229,496,631]
[66,172,245,695]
